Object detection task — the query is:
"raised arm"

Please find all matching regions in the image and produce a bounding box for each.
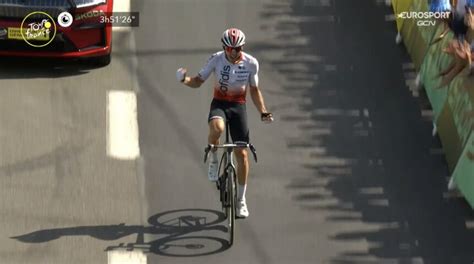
[176,68,205,88]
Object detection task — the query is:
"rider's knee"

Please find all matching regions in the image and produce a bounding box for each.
[210,119,225,135]
[235,149,248,160]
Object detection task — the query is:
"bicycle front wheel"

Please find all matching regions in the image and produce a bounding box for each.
[217,152,228,192]
[226,166,236,246]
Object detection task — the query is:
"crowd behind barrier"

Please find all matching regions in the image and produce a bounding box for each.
[392,0,474,207]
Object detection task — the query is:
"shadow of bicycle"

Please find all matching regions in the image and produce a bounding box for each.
[11,208,231,257]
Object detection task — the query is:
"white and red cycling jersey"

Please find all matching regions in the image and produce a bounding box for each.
[198,51,259,104]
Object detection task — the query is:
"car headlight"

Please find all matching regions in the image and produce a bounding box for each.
[0,28,7,39]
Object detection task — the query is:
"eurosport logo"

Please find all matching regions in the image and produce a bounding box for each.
[397,11,450,26]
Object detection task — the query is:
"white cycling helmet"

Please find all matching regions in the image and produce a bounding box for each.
[221,28,246,48]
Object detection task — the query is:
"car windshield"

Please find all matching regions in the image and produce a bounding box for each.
[74,0,107,7]
[0,0,107,18]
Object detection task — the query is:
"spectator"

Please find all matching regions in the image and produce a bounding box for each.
[451,0,470,40]
[436,1,474,87]
[464,4,474,73]
[437,38,471,87]
[430,0,452,44]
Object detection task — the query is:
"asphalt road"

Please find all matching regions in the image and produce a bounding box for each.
[1,0,474,263]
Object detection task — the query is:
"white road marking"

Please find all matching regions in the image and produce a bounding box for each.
[113,0,130,12]
[108,250,147,264]
[107,90,140,160]
[112,0,131,32]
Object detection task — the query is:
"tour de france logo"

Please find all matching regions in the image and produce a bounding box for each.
[20,11,57,48]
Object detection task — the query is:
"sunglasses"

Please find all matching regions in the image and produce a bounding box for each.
[224,46,242,52]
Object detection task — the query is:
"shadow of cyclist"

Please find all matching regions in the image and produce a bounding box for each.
[11,208,231,257]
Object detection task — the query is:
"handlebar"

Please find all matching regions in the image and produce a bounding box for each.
[204,143,258,163]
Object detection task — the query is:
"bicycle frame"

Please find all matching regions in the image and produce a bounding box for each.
[223,121,236,177]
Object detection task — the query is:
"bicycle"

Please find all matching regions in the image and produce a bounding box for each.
[204,120,257,246]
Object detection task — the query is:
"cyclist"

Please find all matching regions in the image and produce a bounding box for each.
[176,28,273,218]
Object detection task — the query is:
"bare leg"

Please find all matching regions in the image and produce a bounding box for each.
[235,148,250,217]
[208,118,224,145]
[207,118,225,181]
[234,149,249,186]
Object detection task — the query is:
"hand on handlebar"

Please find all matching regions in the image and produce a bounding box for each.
[204,143,258,163]
[261,112,274,123]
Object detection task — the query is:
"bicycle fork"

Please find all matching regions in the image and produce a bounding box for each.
[220,151,235,207]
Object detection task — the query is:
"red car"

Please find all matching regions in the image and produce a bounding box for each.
[0,0,113,66]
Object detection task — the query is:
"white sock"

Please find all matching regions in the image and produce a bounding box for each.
[211,151,218,162]
[238,184,247,201]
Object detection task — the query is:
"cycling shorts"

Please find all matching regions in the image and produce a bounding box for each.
[208,99,249,143]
